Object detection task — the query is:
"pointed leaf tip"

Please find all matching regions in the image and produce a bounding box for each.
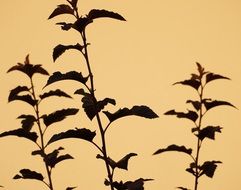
[48,4,74,19]
[88,9,126,21]
[153,144,192,155]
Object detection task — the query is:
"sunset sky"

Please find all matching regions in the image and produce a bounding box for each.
[0,0,241,189]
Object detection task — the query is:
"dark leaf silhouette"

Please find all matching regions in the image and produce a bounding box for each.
[73,17,92,33]
[176,187,190,190]
[7,55,49,78]
[103,105,158,123]
[199,161,222,178]
[42,108,79,127]
[47,128,96,145]
[67,0,78,8]
[197,126,222,141]
[8,94,37,106]
[32,149,45,157]
[17,114,36,132]
[97,153,137,170]
[81,94,116,120]
[45,148,73,168]
[206,72,230,84]
[185,162,197,176]
[13,169,44,181]
[66,187,77,190]
[153,144,192,155]
[45,71,88,87]
[111,178,153,190]
[174,79,201,90]
[56,22,73,31]
[48,4,74,19]
[0,128,38,142]
[40,89,72,100]
[164,109,198,122]
[88,9,126,21]
[53,43,83,62]
[8,86,29,101]
[203,99,236,111]
[186,100,201,111]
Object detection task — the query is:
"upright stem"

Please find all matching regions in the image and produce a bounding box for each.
[30,78,54,190]
[194,85,204,190]
[82,30,114,190]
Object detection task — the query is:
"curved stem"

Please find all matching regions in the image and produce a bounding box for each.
[30,78,54,190]
[81,30,114,190]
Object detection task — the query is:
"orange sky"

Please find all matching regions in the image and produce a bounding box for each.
[0,0,241,189]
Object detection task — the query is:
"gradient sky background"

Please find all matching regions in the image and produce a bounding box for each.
[0,0,241,189]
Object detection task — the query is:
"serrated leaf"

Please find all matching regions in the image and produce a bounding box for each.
[199,161,222,178]
[48,4,74,19]
[198,126,222,141]
[206,72,230,84]
[13,169,44,181]
[186,100,201,111]
[174,79,201,90]
[203,99,236,111]
[7,55,49,78]
[42,108,79,127]
[103,105,158,123]
[45,148,73,168]
[82,94,116,120]
[153,144,192,155]
[8,86,29,102]
[40,89,72,100]
[88,9,126,21]
[47,128,96,145]
[0,128,38,142]
[45,71,88,87]
[53,44,83,62]
[8,94,37,106]
[164,109,198,122]
[17,114,36,132]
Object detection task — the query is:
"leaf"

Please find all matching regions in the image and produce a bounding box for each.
[97,153,137,170]
[17,114,36,132]
[203,99,236,111]
[115,153,138,170]
[0,128,38,142]
[13,169,44,181]
[81,94,116,120]
[66,187,77,190]
[42,108,79,127]
[56,22,73,31]
[53,43,83,62]
[44,148,73,168]
[45,71,88,87]
[103,105,158,123]
[73,17,93,33]
[206,72,230,84]
[186,100,201,111]
[48,4,74,19]
[185,162,197,176]
[40,89,72,100]
[199,161,222,178]
[164,109,198,122]
[198,126,222,141]
[8,86,29,102]
[153,144,192,155]
[8,94,37,106]
[47,128,96,145]
[67,0,78,8]
[7,55,49,78]
[174,79,201,90]
[88,9,126,21]
[111,178,153,190]
[176,187,190,190]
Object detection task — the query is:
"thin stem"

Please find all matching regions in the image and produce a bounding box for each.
[81,30,114,190]
[30,78,54,190]
[194,85,204,190]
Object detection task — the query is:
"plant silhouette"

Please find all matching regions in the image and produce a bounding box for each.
[154,63,236,190]
[44,0,159,190]
[0,55,79,190]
